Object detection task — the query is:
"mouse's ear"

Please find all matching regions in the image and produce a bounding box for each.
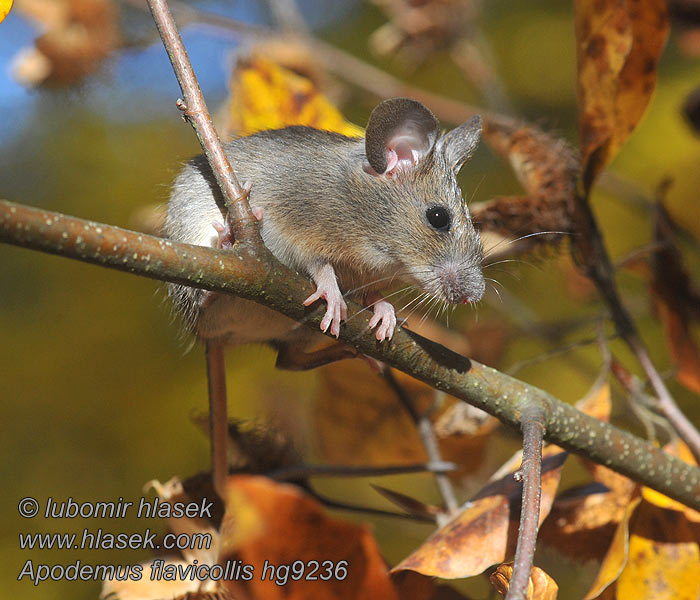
[439,115,482,174]
[364,98,439,176]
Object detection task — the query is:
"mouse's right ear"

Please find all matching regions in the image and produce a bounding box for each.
[439,115,482,174]
[364,98,439,176]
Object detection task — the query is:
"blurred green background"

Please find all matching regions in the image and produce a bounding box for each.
[2,1,700,599]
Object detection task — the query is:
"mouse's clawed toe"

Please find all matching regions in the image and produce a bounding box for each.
[368,298,396,341]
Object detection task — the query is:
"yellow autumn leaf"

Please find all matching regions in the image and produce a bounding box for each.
[617,499,700,600]
[0,0,12,24]
[228,56,364,138]
[584,497,640,599]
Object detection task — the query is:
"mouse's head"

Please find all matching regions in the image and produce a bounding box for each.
[362,98,485,306]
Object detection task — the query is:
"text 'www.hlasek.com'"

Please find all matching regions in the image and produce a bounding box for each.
[17,496,349,587]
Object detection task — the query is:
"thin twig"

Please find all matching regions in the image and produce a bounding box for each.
[146,0,258,243]
[572,190,700,463]
[305,485,434,523]
[506,403,546,600]
[611,357,676,443]
[382,367,460,517]
[506,332,614,377]
[4,200,700,511]
[268,461,457,481]
[205,342,228,499]
[265,0,309,34]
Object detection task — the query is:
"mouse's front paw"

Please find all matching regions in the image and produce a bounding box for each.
[303,265,347,338]
[368,299,396,341]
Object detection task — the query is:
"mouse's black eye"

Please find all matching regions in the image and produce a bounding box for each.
[426,206,451,231]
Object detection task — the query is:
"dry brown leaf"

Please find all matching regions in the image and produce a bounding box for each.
[371,484,444,519]
[393,446,567,578]
[651,202,700,395]
[540,383,636,561]
[313,360,428,466]
[218,475,398,600]
[490,562,559,599]
[433,400,498,480]
[313,349,494,478]
[146,477,220,565]
[616,502,700,599]
[100,478,221,599]
[539,482,632,562]
[474,116,579,250]
[576,0,669,190]
[395,493,510,578]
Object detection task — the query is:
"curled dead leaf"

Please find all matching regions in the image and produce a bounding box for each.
[219,475,398,600]
[490,562,559,599]
[651,202,700,394]
[313,358,495,478]
[393,446,567,579]
[539,482,634,562]
[576,0,670,190]
[474,116,579,252]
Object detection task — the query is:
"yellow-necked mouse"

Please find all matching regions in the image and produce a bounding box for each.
[164,98,483,367]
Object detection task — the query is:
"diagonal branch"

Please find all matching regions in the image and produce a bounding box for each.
[571,190,700,463]
[3,198,700,512]
[146,0,258,244]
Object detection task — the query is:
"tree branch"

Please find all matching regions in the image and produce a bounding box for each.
[3,198,700,511]
[146,0,258,243]
[507,404,546,600]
